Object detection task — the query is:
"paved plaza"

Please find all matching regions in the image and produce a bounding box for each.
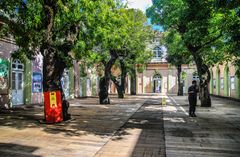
[0,94,240,157]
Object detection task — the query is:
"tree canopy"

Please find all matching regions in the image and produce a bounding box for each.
[163,31,191,67]
[0,0,154,104]
[146,0,228,106]
[147,0,240,74]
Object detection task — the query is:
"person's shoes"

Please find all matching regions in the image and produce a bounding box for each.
[189,113,197,117]
[192,113,197,117]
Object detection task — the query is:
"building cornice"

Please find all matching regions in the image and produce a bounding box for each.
[0,37,16,44]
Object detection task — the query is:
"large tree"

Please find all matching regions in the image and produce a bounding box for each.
[216,0,240,75]
[0,0,117,112]
[81,3,134,104]
[110,9,153,98]
[163,31,191,96]
[147,0,225,107]
[84,7,153,102]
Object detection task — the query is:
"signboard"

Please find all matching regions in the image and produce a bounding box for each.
[0,58,9,90]
[50,92,57,108]
[32,72,42,93]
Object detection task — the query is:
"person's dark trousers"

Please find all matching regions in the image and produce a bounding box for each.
[188,96,197,116]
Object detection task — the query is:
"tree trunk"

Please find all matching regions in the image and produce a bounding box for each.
[199,67,212,107]
[99,77,110,104]
[42,47,71,120]
[189,49,211,107]
[185,44,211,107]
[42,49,65,92]
[110,74,125,99]
[117,86,124,98]
[130,67,137,95]
[177,65,183,96]
[99,50,118,104]
[119,60,127,98]
[199,81,211,106]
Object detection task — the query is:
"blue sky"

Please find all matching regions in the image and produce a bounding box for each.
[126,0,163,31]
[126,0,152,12]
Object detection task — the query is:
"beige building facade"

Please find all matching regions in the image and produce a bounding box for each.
[210,63,240,99]
[136,63,196,95]
[110,32,198,95]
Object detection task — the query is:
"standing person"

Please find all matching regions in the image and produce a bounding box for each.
[188,80,198,117]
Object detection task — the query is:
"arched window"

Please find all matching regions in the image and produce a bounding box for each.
[12,59,24,71]
[153,74,162,93]
[152,46,162,58]
[153,74,162,80]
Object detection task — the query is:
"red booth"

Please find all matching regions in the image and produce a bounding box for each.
[44,91,63,123]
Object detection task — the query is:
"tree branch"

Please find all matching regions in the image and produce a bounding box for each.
[44,5,54,42]
[198,33,223,51]
[110,74,120,88]
[106,49,118,71]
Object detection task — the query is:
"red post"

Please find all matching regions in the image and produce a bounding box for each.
[44,91,63,123]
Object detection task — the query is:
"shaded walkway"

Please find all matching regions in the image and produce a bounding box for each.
[0,96,145,157]
[164,95,240,157]
[0,94,240,157]
[94,98,166,157]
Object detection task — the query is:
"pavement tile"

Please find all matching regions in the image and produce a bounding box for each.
[0,96,144,157]
[1,94,240,157]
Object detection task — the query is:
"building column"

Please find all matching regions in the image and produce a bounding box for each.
[141,73,144,93]
[236,76,240,98]
[224,66,229,97]
[82,77,87,97]
[69,67,74,99]
[24,59,32,104]
[209,69,213,94]
[91,74,97,96]
[216,67,220,95]
[73,62,80,98]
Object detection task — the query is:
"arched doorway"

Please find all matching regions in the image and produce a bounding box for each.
[11,59,24,105]
[153,74,162,93]
[224,66,230,97]
[61,69,70,99]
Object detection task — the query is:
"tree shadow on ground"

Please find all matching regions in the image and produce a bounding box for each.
[0,96,147,137]
[107,99,166,157]
[0,143,41,157]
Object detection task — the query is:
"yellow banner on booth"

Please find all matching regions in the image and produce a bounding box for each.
[50,92,57,108]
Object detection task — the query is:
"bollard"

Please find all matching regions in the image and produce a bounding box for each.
[162,97,166,106]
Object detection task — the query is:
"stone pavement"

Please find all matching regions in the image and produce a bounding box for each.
[164,95,240,157]
[0,94,240,157]
[0,95,151,157]
[94,98,166,157]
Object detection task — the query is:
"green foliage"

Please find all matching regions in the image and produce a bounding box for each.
[0,0,117,67]
[181,71,187,80]
[0,0,153,68]
[79,64,87,77]
[85,7,154,76]
[215,1,240,75]
[162,30,191,67]
[147,0,240,75]
[149,0,220,49]
[193,71,198,76]
[115,9,154,75]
